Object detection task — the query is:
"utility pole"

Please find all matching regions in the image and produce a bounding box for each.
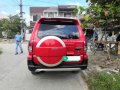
[19,0,24,35]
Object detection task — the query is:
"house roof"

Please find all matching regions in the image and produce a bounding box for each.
[30,7,49,13]
[30,5,76,13]
[58,5,76,9]
[44,7,58,12]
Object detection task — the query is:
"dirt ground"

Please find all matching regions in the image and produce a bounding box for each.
[87,51,120,73]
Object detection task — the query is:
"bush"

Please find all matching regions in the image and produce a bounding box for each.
[7,31,16,39]
[88,72,120,90]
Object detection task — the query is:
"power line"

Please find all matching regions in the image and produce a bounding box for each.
[0,5,18,7]
[14,0,19,4]
[0,0,58,8]
[36,0,58,5]
[26,0,58,6]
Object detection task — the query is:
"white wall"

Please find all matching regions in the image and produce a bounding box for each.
[25,34,31,41]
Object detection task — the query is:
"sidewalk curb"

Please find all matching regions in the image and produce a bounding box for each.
[80,70,89,90]
[81,70,89,80]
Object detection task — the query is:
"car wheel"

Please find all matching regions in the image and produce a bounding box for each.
[31,71,38,75]
[81,66,87,70]
[31,71,45,75]
[71,70,80,73]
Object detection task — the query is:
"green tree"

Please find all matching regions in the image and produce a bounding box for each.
[74,6,86,15]
[0,15,23,38]
[86,0,120,28]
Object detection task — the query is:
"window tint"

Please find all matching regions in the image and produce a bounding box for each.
[38,21,80,39]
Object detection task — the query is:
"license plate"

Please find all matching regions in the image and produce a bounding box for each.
[62,56,81,62]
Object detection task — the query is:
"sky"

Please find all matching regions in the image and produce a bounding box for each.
[0,0,89,25]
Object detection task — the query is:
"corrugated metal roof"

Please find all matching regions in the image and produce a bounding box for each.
[30,7,49,13]
[44,7,58,12]
[58,5,76,9]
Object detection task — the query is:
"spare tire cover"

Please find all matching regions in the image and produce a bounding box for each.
[36,36,66,67]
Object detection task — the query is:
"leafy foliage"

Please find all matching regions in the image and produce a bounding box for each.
[73,6,90,28]
[88,0,120,29]
[74,0,120,29]
[0,15,21,38]
[73,6,86,15]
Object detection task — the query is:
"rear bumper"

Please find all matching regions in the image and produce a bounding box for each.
[36,68,80,72]
[27,59,88,71]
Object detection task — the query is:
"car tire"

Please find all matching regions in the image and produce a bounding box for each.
[31,71,38,75]
[31,71,45,75]
[81,66,87,70]
[71,70,80,73]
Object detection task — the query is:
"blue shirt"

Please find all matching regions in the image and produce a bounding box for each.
[15,34,23,41]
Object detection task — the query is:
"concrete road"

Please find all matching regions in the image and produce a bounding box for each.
[0,43,88,90]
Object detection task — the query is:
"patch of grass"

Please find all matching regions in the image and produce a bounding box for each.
[88,72,120,90]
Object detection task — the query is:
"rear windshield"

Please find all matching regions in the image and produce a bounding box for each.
[38,21,80,39]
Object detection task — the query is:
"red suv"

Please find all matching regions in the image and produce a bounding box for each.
[27,17,88,74]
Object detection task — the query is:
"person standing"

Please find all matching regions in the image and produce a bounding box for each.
[15,32,23,55]
[92,27,98,42]
[92,26,99,49]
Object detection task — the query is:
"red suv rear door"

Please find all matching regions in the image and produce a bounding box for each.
[32,18,85,66]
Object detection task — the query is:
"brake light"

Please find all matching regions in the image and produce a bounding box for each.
[84,45,87,52]
[28,40,33,52]
[28,46,32,52]
[84,41,87,52]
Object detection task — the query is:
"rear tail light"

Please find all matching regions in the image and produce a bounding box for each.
[28,40,33,52]
[84,45,87,52]
[84,41,87,52]
[28,46,32,52]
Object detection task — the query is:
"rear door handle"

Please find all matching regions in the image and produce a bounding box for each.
[75,47,81,50]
